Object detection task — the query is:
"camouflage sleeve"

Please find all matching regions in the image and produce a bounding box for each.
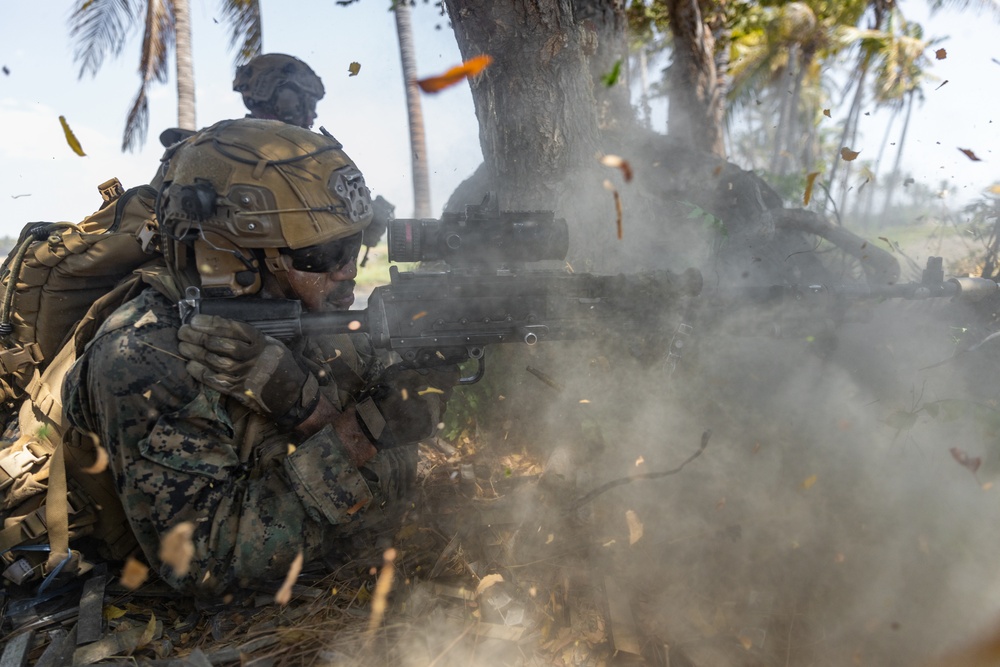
[64,292,377,593]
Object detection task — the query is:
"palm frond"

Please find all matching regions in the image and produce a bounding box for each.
[140,0,173,84]
[68,0,140,78]
[930,0,1000,22]
[123,0,172,151]
[122,84,149,151]
[219,0,262,67]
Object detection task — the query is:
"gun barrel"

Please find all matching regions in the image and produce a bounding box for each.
[948,276,999,301]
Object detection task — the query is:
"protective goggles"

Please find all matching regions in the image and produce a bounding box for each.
[280,232,363,273]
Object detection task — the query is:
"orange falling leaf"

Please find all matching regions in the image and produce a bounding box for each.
[367,549,397,634]
[416,55,493,93]
[840,147,861,161]
[959,148,983,162]
[823,108,831,118]
[599,154,633,182]
[275,551,304,606]
[803,171,821,205]
[348,61,361,76]
[801,474,818,490]
[119,556,150,590]
[612,189,623,240]
[159,522,195,577]
[935,48,947,60]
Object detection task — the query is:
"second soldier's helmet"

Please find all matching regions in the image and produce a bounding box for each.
[157,118,372,298]
[233,53,325,128]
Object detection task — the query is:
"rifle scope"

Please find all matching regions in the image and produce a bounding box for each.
[388,209,569,265]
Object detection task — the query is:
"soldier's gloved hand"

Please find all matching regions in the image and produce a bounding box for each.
[177,314,320,429]
[355,364,461,449]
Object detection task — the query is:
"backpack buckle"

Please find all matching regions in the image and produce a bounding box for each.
[97,178,125,206]
[0,446,47,490]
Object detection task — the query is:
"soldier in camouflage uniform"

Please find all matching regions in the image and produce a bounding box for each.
[233,53,325,129]
[232,53,395,259]
[65,118,452,593]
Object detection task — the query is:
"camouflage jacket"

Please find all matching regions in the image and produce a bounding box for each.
[64,288,414,593]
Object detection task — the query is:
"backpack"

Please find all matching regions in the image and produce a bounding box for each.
[0,178,161,589]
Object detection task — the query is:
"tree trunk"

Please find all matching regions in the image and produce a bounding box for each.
[880,89,915,219]
[394,1,432,218]
[664,0,724,157]
[443,0,603,211]
[174,0,196,131]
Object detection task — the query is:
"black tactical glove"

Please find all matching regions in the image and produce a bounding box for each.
[177,314,320,429]
[355,364,461,449]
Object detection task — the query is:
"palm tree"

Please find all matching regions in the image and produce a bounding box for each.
[68,0,262,152]
[393,1,432,218]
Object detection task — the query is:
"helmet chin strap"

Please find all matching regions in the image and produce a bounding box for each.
[263,248,294,296]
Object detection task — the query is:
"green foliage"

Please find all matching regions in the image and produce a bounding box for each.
[681,201,726,237]
[601,60,623,87]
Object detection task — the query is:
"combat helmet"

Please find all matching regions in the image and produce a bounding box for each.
[233,53,325,128]
[157,118,372,298]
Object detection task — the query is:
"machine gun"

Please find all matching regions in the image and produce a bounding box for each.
[179,196,998,381]
[180,195,703,383]
[698,255,998,340]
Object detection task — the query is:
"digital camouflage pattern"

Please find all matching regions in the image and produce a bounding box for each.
[64,288,416,593]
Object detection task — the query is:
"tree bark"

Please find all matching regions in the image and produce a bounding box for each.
[173,0,196,131]
[443,0,602,211]
[394,1,432,218]
[664,0,724,157]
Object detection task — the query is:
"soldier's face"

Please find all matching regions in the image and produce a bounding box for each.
[285,258,358,312]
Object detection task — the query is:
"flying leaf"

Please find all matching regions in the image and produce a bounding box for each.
[601,59,622,87]
[599,154,633,182]
[59,115,86,156]
[275,551,304,606]
[959,148,983,162]
[476,573,504,596]
[612,189,623,240]
[935,48,947,60]
[416,55,493,93]
[822,109,831,118]
[626,509,643,545]
[803,171,820,205]
[989,183,1000,195]
[159,522,195,577]
[80,431,108,474]
[119,556,149,590]
[950,446,982,476]
[801,474,818,490]
[2,66,9,76]
[367,548,397,634]
[348,61,361,76]
[935,80,949,90]
[840,147,860,161]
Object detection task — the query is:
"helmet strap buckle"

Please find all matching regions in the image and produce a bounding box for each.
[264,248,293,295]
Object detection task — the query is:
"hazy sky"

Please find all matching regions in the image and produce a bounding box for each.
[0,1,997,240]
[0,0,483,238]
